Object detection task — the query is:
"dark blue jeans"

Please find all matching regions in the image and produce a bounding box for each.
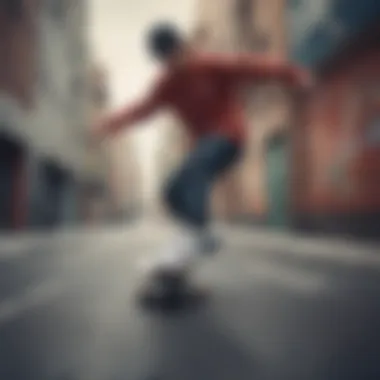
[163,135,241,228]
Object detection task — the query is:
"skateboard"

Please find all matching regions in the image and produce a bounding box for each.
[138,258,192,297]
[136,256,208,312]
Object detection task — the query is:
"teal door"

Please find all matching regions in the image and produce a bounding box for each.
[266,135,290,228]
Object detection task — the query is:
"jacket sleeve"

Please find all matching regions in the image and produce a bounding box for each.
[204,53,309,85]
[100,77,167,136]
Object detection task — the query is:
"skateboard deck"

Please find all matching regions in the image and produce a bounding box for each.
[136,258,207,311]
[139,259,192,296]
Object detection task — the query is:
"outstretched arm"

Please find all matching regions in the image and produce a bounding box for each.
[95,78,167,138]
[204,53,312,87]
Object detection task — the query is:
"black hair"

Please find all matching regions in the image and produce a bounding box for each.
[146,22,183,60]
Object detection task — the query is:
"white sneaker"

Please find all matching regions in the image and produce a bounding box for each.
[140,235,197,276]
[159,246,195,271]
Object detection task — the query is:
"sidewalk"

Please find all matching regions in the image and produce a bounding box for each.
[228,225,380,267]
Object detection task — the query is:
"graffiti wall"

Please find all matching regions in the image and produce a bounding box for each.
[292,48,380,215]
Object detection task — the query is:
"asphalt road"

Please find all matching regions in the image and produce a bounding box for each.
[0,222,380,380]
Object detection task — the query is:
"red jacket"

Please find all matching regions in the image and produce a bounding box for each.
[102,53,308,145]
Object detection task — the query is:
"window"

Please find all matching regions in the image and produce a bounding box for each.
[251,29,271,51]
[288,0,303,8]
[234,0,271,51]
[4,0,23,19]
[236,0,252,25]
[46,0,67,21]
[235,0,253,40]
[193,26,208,45]
[365,118,380,147]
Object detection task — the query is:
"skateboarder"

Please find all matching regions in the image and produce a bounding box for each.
[94,22,313,271]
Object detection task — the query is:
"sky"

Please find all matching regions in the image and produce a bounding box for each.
[88,0,196,199]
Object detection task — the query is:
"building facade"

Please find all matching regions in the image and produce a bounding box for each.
[288,0,380,238]
[0,0,37,229]
[108,133,141,221]
[83,62,141,223]
[192,0,292,224]
[0,0,90,230]
[82,63,113,222]
[29,0,88,227]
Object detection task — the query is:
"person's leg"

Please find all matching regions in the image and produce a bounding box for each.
[163,135,241,257]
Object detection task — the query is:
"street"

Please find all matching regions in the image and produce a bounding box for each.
[0,222,379,380]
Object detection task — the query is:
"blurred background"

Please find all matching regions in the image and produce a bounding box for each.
[0,0,380,235]
[1,0,380,239]
[1,1,380,380]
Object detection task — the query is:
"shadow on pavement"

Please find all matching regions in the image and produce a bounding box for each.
[137,286,209,316]
[134,291,258,380]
